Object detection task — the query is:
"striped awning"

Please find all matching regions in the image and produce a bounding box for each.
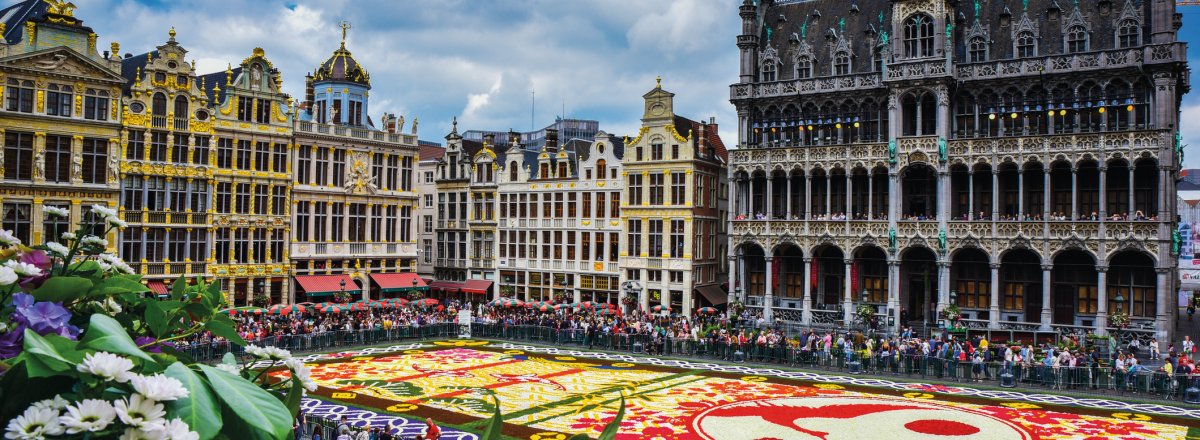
[295,274,361,296]
[371,273,429,293]
[147,280,169,298]
[462,280,493,295]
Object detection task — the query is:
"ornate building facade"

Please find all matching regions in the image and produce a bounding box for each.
[0,0,124,254]
[118,29,214,294]
[290,29,422,302]
[728,0,1189,343]
[619,81,729,316]
[430,121,493,295]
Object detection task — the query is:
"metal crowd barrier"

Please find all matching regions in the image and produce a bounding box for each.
[178,323,461,363]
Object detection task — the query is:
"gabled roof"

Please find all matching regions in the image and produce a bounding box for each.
[673,115,728,162]
[419,145,445,161]
[119,51,155,93]
[198,67,242,106]
[1,0,46,45]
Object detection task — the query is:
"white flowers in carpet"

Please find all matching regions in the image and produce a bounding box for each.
[78,351,135,383]
[60,399,117,434]
[130,374,189,402]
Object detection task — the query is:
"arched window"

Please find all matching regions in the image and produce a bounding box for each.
[903,14,935,58]
[1066,25,1088,53]
[173,95,188,119]
[968,37,987,62]
[761,62,777,82]
[1015,31,1036,58]
[539,163,549,179]
[509,161,518,182]
[595,159,606,180]
[151,92,167,116]
[795,56,812,78]
[557,162,567,177]
[1117,19,1139,48]
[833,51,851,75]
[901,91,938,136]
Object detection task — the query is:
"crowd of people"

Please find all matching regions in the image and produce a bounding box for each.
[734,211,1159,222]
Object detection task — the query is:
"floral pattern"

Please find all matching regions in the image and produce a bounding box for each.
[291,346,1191,439]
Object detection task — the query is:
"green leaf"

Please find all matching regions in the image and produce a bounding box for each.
[22,329,82,373]
[145,300,169,338]
[597,394,625,440]
[204,321,245,346]
[71,260,102,277]
[480,394,503,440]
[567,435,592,440]
[283,372,304,418]
[89,276,151,297]
[171,274,188,300]
[164,363,222,440]
[32,276,94,302]
[199,365,292,440]
[183,303,214,323]
[79,314,154,363]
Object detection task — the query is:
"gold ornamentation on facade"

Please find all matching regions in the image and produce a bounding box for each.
[666,125,688,143]
[35,90,44,112]
[627,126,650,146]
[25,21,36,44]
[87,33,96,53]
[110,42,119,57]
[44,0,77,17]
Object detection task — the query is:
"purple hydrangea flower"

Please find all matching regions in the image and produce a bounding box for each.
[0,325,24,359]
[11,293,78,339]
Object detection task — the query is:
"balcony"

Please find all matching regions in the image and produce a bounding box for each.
[955,44,1185,81]
[470,258,494,269]
[130,261,206,277]
[730,72,883,102]
[151,115,167,128]
[173,117,189,131]
[436,258,467,269]
[291,241,416,259]
[123,210,210,226]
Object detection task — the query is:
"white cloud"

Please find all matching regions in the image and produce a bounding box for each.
[1182,103,1200,169]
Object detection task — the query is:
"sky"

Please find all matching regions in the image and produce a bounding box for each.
[43,1,1200,163]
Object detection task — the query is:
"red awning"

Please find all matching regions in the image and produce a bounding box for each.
[460,280,494,294]
[294,274,361,296]
[371,273,428,292]
[695,284,728,306]
[146,280,168,296]
[429,281,464,291]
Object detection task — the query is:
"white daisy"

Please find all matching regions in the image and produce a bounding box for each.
[4,406,65,439]
[106,217,128,228]
[42,206,69,218]
[61,232,77,240]
[262,346,292,360]
[0,229,21,248]
[30,395,70,411]
[0,267,18,286]
[45,241,70,256]
[81,236,109,248]
[130,374,189,402]
[61,399,117,434]
[118,427,167,440]
[154,418,199,440]
[90,204,118,220]
[284,358,317,392]
[4,261,43,278]
[214,363,240,375]
[244,344,267,358]
[77,352,135,383]
[114,394,166,430]
[100,297,123,314]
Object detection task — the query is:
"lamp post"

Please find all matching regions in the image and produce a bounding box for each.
[339,279,346,303]
[948,290,958,330]
[860,289,870,333]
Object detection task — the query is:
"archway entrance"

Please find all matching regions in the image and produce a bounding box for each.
[1052,250,1097,325]
[900,247,938,325]
[812,245,845,309]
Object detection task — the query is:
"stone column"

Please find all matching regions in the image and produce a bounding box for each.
[1156,267,1171,345]
[888,259,900,330]
[937,261,950,317]
[766,176,773,219]
[1128,167,1135,215]
[846,172,853,219]
[785,174,793,219]
[1096,265,1108,336]
[989,263,1000,329]
[991,170,999,220]
[968,170,974,219]
[727,255,739,307]
[843,259,853,324]
[1098,166,1108,218]
[1071,167,1078,220]
[805,174,813,219]
[802,257,813,324]
[825,175,831,217]
[764,256,774,322]
[1018,166,1025,217]
[263,279,274,305]
[1043,169,1051,218]
[1041,264,1053,330]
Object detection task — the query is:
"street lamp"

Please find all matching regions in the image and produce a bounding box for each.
[859,289,871,333]
[339,279,347,303]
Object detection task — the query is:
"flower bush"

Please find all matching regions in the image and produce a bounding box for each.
[1109,311,1131,329]
[0,206,306,439]
[939,304,963,326]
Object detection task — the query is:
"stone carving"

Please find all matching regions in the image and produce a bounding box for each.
[344,152,378,194]
[34,54,68,70]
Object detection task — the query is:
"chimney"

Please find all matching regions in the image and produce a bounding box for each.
[124,53,132,59]
[545,128,559,153]
[382,113,396,133]
[483,133,496,149]
[304,74,315,112]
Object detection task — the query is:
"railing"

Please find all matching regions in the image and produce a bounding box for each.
[131,261,205,276]
[173,117,189,131]
[151,115,167,128]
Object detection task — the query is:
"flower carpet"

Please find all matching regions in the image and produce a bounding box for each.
[274,340,1200,439]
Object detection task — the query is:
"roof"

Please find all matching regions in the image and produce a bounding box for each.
[419,145,445,161]
[118,51,156,94]
[674,115,728,162]
[0,0,44,45]
[198,67,242,106]
[294,274,361,296]
[313,42,370,88]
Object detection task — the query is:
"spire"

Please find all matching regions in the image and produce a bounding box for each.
[656,75,662,89]
[451,116,458,133]
[339,20,351,49]
[168,26,176,42]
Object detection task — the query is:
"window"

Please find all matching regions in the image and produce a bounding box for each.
[651,143,664,161]
[348,203,366,242]
[86,89,114,119]
[235,183,250,214]
[669,271,683,283]
[670,172,686,205]
[215,182,231,213]
[295,202,309,241]
[235,140,251,170]
[40,135,70,183]
[1016,31,1036,58]
[2,202,31,244]
[216,138,233,168]
[193,136,209,165]
[669,219,684,258]
[332,149,346,187]
[168,179,187,212]
[189,179,208,213]
[172,134,188,164]
[610,192,620,218]
[596,192,606,218]
[635,146,643,161]
[149,132,168,162]
[46,84,72,117]
[145,177,166,211]
[795,56,812,79]
[152,93,168,116]
[81,138,107,184]
[1117,19,1139,48]
[648,219,663,257]
[627,174,643,206]
[833,51,850,75]
[331,203,344,242]
[903,14,935,58]
[626,269,641,281]
[968,37,987,62]
[123,177,145,211]
[5,79,34,113]
[761,62,776,82]
[253,185,268,215]
[424,194,433,208]
[296,145,311,184]
[272,186,287,215]
[648,173,665,205]
[127,131,145,160]
[315,147,329,186]
[671,144,679,159]
[595,159,606,180]
[313,202,327,242]
[273,143,287,173]
[4,131,34,181]
[424,171,434,183]
[628,219,638,256]
[953,263,989,309]
[423,239,432,263]
[424,215,433,233]
[255,142,270,171]
[1066,25,1088,54]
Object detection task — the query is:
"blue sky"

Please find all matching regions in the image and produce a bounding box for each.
[45,1,1200,162]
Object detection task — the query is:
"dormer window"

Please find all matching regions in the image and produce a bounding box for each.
[833,51,851,75]
[796,56,812,78]
[539,163,549,179]
[1016,31,1037,58]
[968,37,987,62]
[1066,25,1088,53]
[761,62,777,82]
[1117,19,1139,48]
[903,13,935,58]
[509,161,518,182]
